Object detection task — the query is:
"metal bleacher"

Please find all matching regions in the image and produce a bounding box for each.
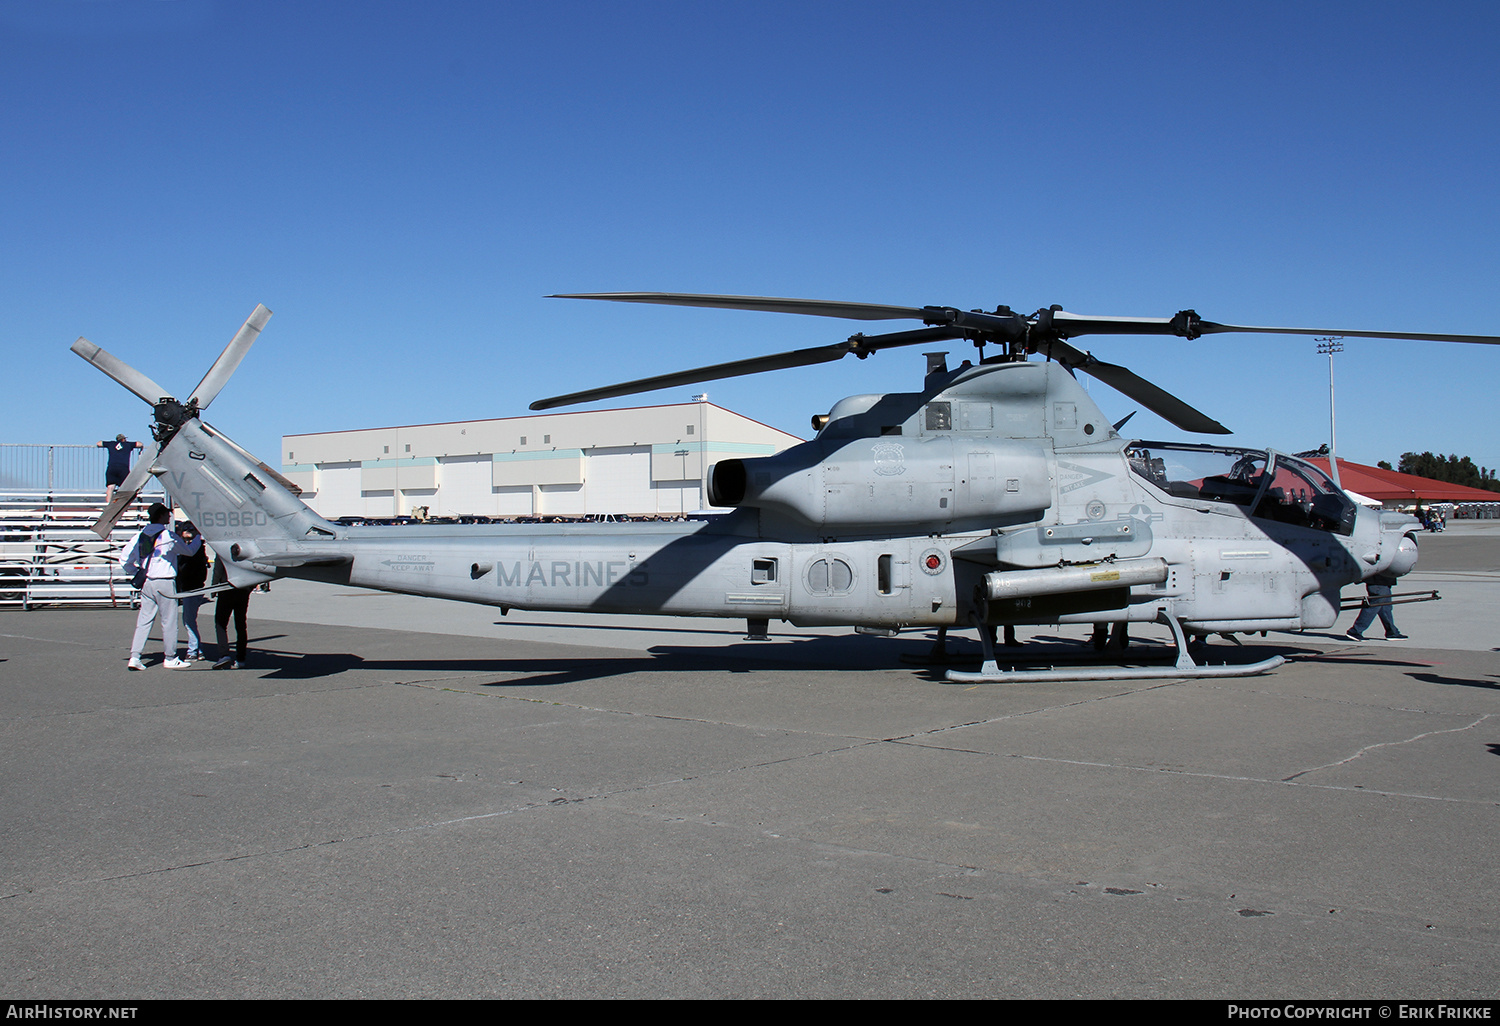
[0,443,162,610]
[0,492,159,610]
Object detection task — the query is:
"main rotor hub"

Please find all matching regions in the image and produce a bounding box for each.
[1169,309,1203,339]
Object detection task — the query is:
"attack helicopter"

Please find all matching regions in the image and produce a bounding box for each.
[73,296,1500,682]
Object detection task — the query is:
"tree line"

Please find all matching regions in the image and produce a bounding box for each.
[1375,453,1500,492]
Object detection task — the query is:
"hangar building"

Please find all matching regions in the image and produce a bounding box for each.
[280,400,803,520]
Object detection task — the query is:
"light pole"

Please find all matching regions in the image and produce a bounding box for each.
[693,393,708,513]
[1315,337,1344,486]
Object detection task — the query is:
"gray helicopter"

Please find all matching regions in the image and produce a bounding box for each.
[74,295,1499,682]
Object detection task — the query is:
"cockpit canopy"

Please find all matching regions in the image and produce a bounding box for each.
[1127,441,1356,535]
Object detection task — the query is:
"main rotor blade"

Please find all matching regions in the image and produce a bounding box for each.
[71,338,174,406]
[1042,340,1231,435]
[91,439,162,538]
[541,295,1496,427]
[553,297,1500,347]
[552,293,1033,338]
[531,343,854,410]
[550,292,928,321]
[531,327,964,410]
[1193,321,1500,346]
[1047,313,1182,337]
[1049,310,1500,346]
[188,303,272,409]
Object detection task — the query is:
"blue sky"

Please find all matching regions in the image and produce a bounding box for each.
[5,0,1499,475]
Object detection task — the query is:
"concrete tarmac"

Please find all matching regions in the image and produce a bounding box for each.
[1,524,1497,998]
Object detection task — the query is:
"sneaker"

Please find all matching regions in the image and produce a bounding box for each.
[212,656,236,670]
[1345,629,1366,642]
[185,651,203,661]
[127,656,145,671]
[163,657,190,670]
[1385,632,1409,640]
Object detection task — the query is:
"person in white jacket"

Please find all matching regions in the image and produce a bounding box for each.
[121,502,204,670]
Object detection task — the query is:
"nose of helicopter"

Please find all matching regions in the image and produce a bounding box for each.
[1358,508,1420,578]
[1350,504,1416,576]
[1385,527,1420,577]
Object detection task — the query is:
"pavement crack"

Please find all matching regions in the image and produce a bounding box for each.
[392,678,898,741]
[880,737,1499,806]
[0,680,385,722]
[877,681,1181,747]
[1282,712,1494,782]
[3,738,897,901]
[0,632,101,647]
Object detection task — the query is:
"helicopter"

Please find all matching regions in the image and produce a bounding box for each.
[73,295,1500,683]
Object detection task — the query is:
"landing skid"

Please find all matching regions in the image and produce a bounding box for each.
[943,612,1285,684]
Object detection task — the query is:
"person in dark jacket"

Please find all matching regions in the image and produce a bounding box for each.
[98,434,142,505]
[1347,572,1408,641]
[212,559,252,669]
[174,522,210,660]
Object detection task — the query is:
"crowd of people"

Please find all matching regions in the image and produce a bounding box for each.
[120,502,256,670]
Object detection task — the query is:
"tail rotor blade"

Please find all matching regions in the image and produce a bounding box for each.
[71,338,174,407]
[91,440,162,538]
[188,304,271,410]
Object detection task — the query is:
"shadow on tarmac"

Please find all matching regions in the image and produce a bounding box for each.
[236,632,906,685]
[1404,670,1500,690]
[231,630,1353,688]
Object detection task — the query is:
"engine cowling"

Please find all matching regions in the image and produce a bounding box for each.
[709,435,1051,529]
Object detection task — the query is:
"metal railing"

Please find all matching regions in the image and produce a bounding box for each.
[0,443,162,496]
[0,443,163,608]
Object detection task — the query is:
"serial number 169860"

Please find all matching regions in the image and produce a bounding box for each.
[200,510,269,528]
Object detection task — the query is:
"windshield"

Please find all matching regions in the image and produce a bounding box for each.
[1127,442,1354,535]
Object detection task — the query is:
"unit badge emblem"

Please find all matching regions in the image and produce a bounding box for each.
[872,442,905,476]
